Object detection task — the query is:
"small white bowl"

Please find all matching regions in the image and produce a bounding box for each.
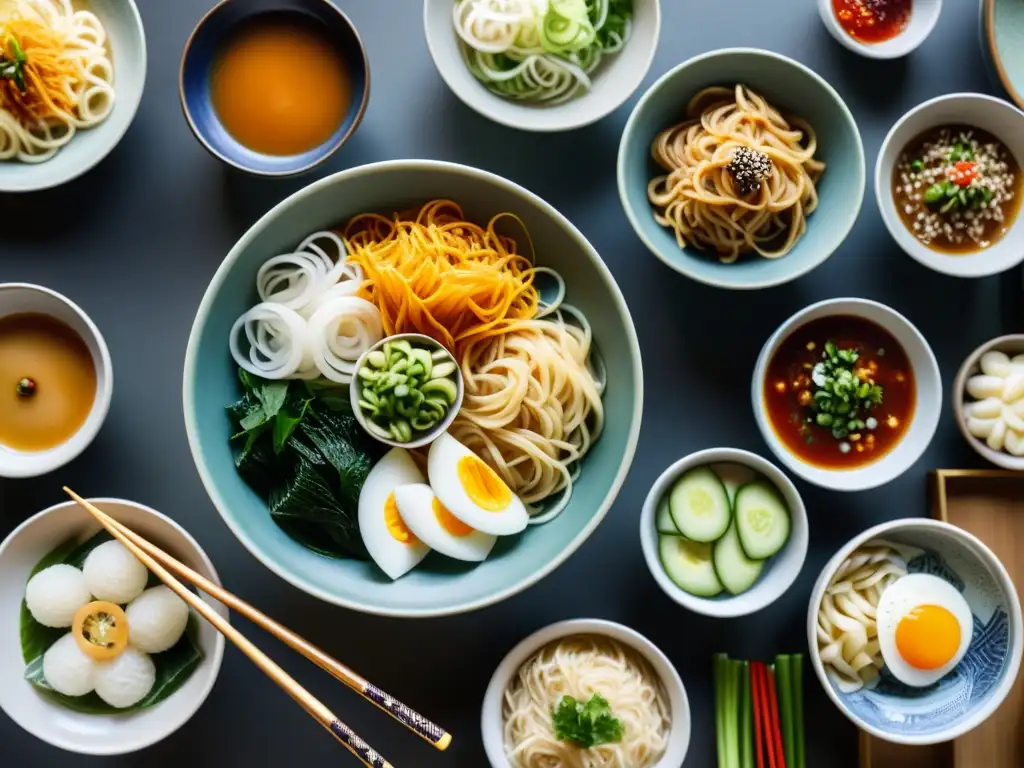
[481,618,690,767]
[818,0,941,59]
[639,448,809,618]
[876,93,1024,277]
[0,498,227,755]
[0,0,146,193]
[806,518,1023,745]
[752,298,941,491]
[349,333,464,449]
[423,0,661,132]
[0,284,113,478]
[953,334,1024,470]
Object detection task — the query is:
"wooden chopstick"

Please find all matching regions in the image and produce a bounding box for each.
[63,488,395,768]
[63,487,451,751]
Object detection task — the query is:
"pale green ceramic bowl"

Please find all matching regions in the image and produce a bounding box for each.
[981,0,1024,110]
[617,48,865,290]
[183,160,643,617]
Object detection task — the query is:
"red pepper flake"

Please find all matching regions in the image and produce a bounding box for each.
[832,0,912,43]
[947,160,979,188]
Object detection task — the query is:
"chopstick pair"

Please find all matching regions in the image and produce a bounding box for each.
[63,488,451,768]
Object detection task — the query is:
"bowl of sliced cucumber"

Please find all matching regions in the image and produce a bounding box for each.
[639,447,809,618]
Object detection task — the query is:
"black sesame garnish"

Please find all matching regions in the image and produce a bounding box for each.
[16,377,36,398]
[727,146,773,196]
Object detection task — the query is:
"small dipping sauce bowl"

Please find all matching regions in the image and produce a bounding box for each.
[953,334,1024,470]
[818,0,941,59]
[0,284,113,479]
[350,333,465,450]
[180,0,369,176]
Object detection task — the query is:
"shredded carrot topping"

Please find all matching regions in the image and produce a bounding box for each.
[0,18,77,124]
[342,200,540,353]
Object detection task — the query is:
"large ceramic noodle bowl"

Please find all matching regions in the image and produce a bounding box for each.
[183,160,642,616]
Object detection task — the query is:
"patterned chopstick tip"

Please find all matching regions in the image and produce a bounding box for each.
[365,683,451,749]
[328,721,392,768]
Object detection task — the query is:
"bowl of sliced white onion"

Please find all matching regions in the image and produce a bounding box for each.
[954,334,1024,469]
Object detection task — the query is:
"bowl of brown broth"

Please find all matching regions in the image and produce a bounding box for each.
[876,93,1024,277]
[753,298,941,491]
[0,284,113,478]
[179,0,369,176]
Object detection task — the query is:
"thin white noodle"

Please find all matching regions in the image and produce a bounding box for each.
[0,0,115,163]
[451,306,604,519]
[502,635,671,768]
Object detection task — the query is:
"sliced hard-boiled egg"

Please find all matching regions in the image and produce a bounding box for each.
[876,573,973,687]
[358,448,429,580]
[427,433,528,536]
[393,484,496,562]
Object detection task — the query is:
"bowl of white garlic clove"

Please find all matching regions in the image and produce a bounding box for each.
[954,334,1024,469]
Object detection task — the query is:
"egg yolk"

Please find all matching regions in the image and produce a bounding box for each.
[384,492,418,545]
[433,497,473,537]
[895,604,961,670]
[457,455,512,511]
[72,601,129,661]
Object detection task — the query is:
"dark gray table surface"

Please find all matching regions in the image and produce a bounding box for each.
[1,0,1020,765]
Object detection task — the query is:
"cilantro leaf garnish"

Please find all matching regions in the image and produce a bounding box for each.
[552,694,624,748]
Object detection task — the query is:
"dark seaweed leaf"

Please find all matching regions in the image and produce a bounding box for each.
[268,454,368,559]
[299,408,380,513]
[20,535,204,713]
[273,399,311,455]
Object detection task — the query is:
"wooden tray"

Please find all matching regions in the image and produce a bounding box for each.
[859,469,1024,768]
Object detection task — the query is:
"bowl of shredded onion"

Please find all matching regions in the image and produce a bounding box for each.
[424,0,661,132]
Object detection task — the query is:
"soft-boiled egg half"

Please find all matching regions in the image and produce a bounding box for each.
[876,573,974,687]
[358,448,429,580]
[394,484,496,562]
[428,433,528,536]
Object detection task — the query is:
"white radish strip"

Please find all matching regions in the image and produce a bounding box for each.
[967,416,999,439]
[229,303,308,380]
[971,397,1004,419]
[980,350,1012,378]
[967,375,1005,400]
[988,418,1007,452]
[1006,429,1024,457]
[306,297,383,384]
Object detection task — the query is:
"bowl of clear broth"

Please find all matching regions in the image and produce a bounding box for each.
[752,298,941,491]
[876,93,1024,277]
[180,0,369,176]
[0,284,113,478]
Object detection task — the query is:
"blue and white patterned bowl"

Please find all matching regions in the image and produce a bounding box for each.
[179,0,369,177]
[807,519,1023,745]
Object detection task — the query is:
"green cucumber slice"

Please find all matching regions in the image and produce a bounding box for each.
[658,535,723,597]
[668,467,731,542]
[713,520,764,595]
[655,496,681,535]
[734,481,791,560]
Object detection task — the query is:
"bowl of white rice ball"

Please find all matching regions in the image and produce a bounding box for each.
[0,498,226,755]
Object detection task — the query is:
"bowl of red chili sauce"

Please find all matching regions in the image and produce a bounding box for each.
[818,0,941,59]
[752,298,941,491]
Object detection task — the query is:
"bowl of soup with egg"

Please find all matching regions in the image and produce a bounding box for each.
[0,284,113,478]
[752,298,941,491]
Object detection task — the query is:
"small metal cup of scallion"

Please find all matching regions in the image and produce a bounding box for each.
[349,333,465,449]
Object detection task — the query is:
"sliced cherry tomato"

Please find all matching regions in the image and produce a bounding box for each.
[947,160,979,188]
[72,601,129,661]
